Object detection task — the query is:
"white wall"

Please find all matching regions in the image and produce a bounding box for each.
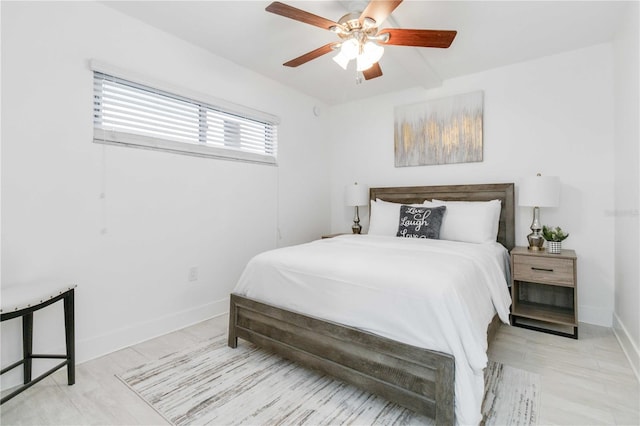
[2,0,634,392]
[1,1,330,388]
[327,44,616,327]
[613,1,640,377]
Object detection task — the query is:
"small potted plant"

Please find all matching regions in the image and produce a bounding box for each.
[542,225,569,254]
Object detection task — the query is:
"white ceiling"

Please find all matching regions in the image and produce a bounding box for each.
[104,1,628,105]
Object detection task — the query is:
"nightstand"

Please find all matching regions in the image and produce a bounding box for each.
[510,246,578,339]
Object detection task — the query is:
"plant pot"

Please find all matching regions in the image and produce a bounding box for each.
[547,241,562,254]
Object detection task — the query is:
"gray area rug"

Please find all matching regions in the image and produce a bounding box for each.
[118,336,539,425]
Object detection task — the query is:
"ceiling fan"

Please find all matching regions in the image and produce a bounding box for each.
[265,0,457,81]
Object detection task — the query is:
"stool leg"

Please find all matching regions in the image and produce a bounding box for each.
[63,290,75,385]
[22,313,33,384]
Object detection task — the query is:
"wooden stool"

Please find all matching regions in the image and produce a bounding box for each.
[1,283,77,404]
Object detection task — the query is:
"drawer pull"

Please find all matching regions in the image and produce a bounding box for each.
[531,267,554,272]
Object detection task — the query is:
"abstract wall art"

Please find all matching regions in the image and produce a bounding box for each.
[394,91,484,167]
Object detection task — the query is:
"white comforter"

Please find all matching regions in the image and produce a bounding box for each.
[233,235,512,425]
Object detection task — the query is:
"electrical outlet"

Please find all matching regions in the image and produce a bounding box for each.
[188,266,199,282]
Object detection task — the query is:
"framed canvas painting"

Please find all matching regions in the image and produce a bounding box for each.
[394,91,483,167]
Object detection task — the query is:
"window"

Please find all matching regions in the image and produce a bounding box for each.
[92,70,278,165]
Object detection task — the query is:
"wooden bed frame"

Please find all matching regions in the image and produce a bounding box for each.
[228,183,515,425]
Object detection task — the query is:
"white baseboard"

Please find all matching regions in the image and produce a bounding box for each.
[77,296,229,364]
[612,313,640,381]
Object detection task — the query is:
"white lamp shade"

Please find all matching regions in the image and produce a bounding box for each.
[519,175,560,207]
[345,182,369,207]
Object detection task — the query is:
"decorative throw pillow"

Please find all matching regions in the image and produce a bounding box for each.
[396,205,447,239]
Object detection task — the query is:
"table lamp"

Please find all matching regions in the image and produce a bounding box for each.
[519,173,560,250]
[345,182,369,234]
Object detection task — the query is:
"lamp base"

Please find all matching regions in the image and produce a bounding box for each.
[352,205,362,234]
[527,231,545,251]
[527,206,545,251]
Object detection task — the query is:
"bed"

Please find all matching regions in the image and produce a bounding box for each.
[228,183,515,425]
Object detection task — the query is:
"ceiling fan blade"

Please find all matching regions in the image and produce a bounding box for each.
[266,1,338,30]
[362,62,383,80]
[379,28,457,48]
[283,43,338,67]
[360,0,403,26]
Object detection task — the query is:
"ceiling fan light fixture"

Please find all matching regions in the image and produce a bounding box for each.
[333,51,350,70]
[340,38,360,60]
[356,40,384,71]
[362,40,384,63]
[356,55,375,72]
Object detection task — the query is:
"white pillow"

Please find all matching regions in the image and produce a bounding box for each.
[368,199,424,236]
[429,199,502,244]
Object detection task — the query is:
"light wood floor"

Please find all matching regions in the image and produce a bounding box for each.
[1,315,638,425]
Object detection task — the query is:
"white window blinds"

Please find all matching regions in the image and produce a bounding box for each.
[93,71,278,165]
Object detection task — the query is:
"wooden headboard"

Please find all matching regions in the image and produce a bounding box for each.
[370,183,515,251]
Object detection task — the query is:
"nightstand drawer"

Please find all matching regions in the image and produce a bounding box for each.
[513,255,575,286]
